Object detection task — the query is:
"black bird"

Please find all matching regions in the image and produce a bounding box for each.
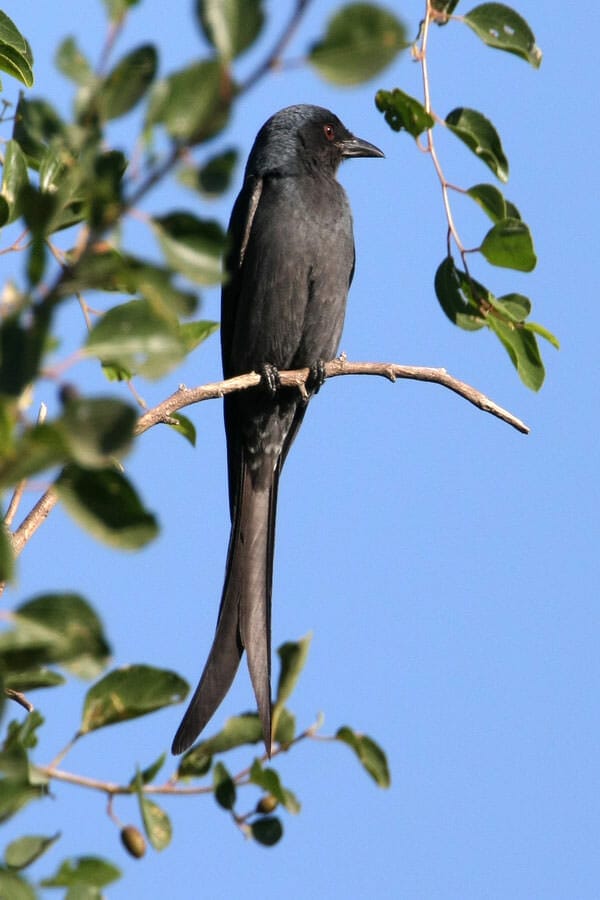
[172,105,383,755]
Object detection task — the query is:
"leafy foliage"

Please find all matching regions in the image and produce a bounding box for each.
[377,1,555,390]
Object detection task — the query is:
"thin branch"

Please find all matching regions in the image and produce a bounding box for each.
[3,480,26,528]
[10,487,58,557]
[240,0,314,93]
[5,689,34,712]
[2,357,527,582]
[36,719,321,799]
[136,357,530,437]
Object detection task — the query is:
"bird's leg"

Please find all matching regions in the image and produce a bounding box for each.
[307,358,327,395]
[260,362,281,397]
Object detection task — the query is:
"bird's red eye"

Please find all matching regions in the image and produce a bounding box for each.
[323,124,335,141]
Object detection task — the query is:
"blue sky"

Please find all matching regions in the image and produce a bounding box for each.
[2,1,598,898]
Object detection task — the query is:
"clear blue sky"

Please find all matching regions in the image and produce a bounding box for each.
[2,1,598,898]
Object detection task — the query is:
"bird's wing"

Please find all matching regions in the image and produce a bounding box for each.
[221,175,263,379]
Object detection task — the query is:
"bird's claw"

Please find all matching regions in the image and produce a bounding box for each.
[307,359,327,394]
[260,363,281,397]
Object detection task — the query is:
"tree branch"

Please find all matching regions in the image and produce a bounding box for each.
[136,356,530,437]
[5,357,527,580]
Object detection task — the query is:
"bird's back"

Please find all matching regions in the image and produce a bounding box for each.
[223,171,354,379]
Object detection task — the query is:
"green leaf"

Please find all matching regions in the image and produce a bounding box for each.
[271,636,310,739]
[0,306,52,397]
[96,45,157,121]
[41,857,121,888]
[0,422,67,490]
[336,726,390,787]
[80,665,188,734]
[523,320,560,349]
[0,738,46,823]
[1,140,29,223]
[213,761,236,810]
[491,291,530,321]
[38,140,87,232]
[59,397,137,468]
[177,713,263,777]
[197,0,264,60]
[3,709,45,751]
[0,12,34,87]
[55,37,94,85]
[445,107,508,182]
[8,593,110,678]
[250,816,283,847]
[434,256,486,330]
[0,869,36,900]
[147,60,229,142]
[179,320,219,353]
[64,886,103,900]
[309,3,407,85]
[466,182,507,222]
[55,464,159,550]
[487,316,545,390]
[151,213,226,285]
[273,706,296,745]
[249,759,300,814]
[430,0,461,18]
[167,413,196,447]
[26,237,46,287]
[19,183,57,237]
[131,753,166,786]
[5,833,60,870]
[0,195,9,227]
[13,96,65,169]
[464,3,542,68]
[0,521,15,584]
[132,770,172,851]
[102,0,141,24]
[139,796,172,850]
[274,635,311,709]
[66,250,198,318]
[480,217,536,271]
[375,88,434,138]
[82,150,127,230]
[178,148,238,198]
[4,668,65,691]
[84,299,186,379]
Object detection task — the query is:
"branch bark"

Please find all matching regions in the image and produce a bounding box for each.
[135,356,530,436]
[6,356,528,578]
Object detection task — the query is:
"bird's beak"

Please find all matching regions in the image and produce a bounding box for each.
[338,135,385,159]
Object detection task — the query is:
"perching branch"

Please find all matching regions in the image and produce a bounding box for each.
[35,718,320,799]
[135,356,530,436]
[7,356,528,576]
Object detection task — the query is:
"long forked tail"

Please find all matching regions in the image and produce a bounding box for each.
[171,463,277,755]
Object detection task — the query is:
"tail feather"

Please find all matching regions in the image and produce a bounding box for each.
[170,567,243,755]
[172,461,278,756]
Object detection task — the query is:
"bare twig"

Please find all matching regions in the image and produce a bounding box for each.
[5,688,34,712]
[2,357,527,583]
[36,718,321,799]
[10,487,58,557]
[136,357,530,437]
[3,480,27,528]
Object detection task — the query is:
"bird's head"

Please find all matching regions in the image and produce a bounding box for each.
[246,104,384,178]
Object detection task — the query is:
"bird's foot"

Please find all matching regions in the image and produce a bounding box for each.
[260,363,281,397]
[307,359,327,395]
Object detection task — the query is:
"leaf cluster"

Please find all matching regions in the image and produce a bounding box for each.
[376,2,556,390]
[0,0,404,893]
[0,626,388,892]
